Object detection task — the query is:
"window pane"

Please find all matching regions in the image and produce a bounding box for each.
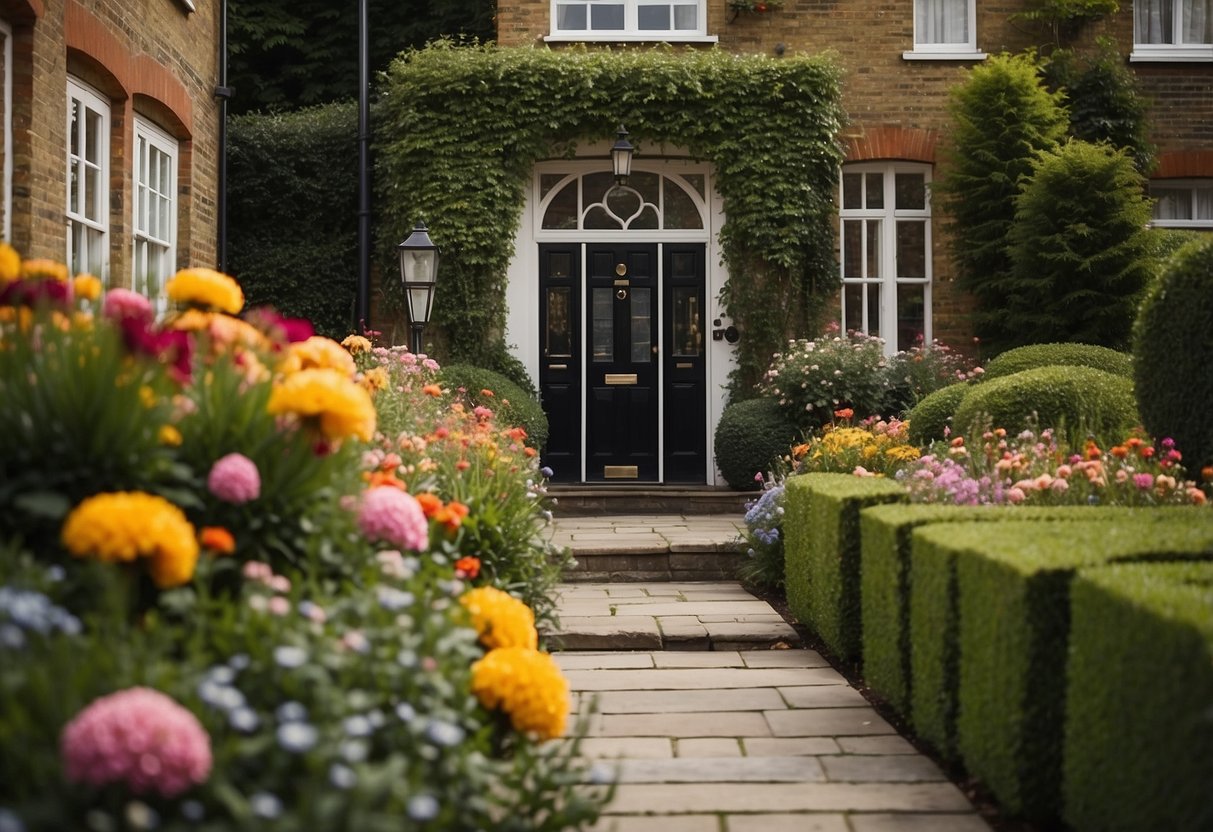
[674,3,697,28]
[590,3,625,29]
[1184,0,1213,43]
[632,171,660,206]
[85,166,100,221]
[682,173,705,199]
[557,3,587,29]
[592,288,614,362]
[671,252,695,279]
[917,0,969,44]
[583,171,614,207]
[70,100,80,158]
[663,177,703,229]
[638,4,669,29]
[630,288,651,363]
[896,221,926,278]
[896,173,926,210]
[546,287,573,357]
[1196,186,1213,218]
[897,283,926,352]
[842,220,863,278]
[542,181,579,229]
[540,173,568,199]
[844,284,864,333]
[607,187,643,222]
[1152,186,1191,220]
[549,251,572,279]
[865,173,884,210]
[842,173,862,210]
[867,283,882,339]
[631,205,659,230]
[672,287,702,357]
[584,205,621,230]
[866,219,881,277]
[85,109,100,163]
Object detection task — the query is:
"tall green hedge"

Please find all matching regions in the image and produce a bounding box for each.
[783,474,905,666]
[375,43,845,392]
[948,519,1213,820]
[228,102,360,338]
[1065,561,1213,832]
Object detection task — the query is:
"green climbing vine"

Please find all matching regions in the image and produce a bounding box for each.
[374,42,845,397]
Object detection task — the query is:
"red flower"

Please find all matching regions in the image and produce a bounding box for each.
[454,556,481,579]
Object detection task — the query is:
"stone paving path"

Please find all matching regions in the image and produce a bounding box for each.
[547,517,992,832]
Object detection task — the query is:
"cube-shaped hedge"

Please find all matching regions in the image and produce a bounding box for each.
[860,504,1139,721]
[950,518,1213,821]
[784,473,905,664]
[1064,561,1213,832]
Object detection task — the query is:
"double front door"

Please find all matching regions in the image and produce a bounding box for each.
[539,242,706,483]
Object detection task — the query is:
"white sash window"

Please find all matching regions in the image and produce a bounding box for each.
[1133,0,1213,60]
[132,118,178,314]
[906,0,984,60]
[549,0,713,40]
[66,79,110,279]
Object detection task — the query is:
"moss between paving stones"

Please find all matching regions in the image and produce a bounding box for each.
[907,509,1203,768]
[1064,561,1213,832]
[783,474,905,666]
[859,504,1140,722]
[947,518,1213,822]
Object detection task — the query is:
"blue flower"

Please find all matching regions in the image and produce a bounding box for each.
[276,722,318,753]
[425,720,465,747]
[407,795,439,821]
[0,807,26,832]
[275,701,308,723]
[395,702,416,723]
[229,707,260,733]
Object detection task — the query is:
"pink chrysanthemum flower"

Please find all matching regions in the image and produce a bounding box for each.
[357,486,428,551]
[60,687,212,798]
[207,453,261,504]
[102,288,154,322]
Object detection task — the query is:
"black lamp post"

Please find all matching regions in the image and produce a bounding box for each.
[611,125,634,186]
[398,222,440,355]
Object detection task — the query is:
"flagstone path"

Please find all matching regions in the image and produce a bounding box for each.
[545,517,992,832]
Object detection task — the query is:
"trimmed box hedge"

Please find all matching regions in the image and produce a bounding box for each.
[948,518,1213,821]
[784,473,905,664]
[1064,561,1213,832]
[860,504,1138,721]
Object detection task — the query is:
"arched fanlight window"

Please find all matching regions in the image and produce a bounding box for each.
[540,170,707,231]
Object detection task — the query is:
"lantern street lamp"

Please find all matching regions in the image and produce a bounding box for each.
[611,125,634,186]
[398,221,440,355]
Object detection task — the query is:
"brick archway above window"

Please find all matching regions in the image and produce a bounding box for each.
[1153,150,1213,179]
[844,126,938,164]
[65,0,193,137]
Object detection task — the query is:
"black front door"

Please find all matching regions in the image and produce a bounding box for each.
[538,244,580,482]
[663,244,707,482]
[586,243,658,481]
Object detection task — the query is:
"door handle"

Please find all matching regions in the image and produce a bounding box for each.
[616,289,627,300]
[548,363,568,370]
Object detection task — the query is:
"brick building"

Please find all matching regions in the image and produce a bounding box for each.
[0,0,220,307]
[487,0,1209,484]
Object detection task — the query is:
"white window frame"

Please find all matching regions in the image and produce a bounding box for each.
[1131,0,1213,61]
[838,162,934,357]
[904,0,986,60]
[66,78,110,280]
[132,117,178,315]
[546,0,717,42]
[1148,178,1213,228]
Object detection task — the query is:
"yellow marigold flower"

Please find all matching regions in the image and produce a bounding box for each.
[0,243,20,284]
[885,445,923,464]
[61,492,199,588]
[341,334,372,355]
[360,366,389,393]
[460,586,538,650]
[159,425,183,446]
[284,336,357,376]
[266,368,376,443]
[470,647,569,740]
[166,268,244,315]
[72,273,102,301]
[21,258,69,282]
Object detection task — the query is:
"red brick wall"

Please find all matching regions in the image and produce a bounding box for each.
[0,0,219,276]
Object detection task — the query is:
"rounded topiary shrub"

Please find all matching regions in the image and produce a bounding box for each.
[907,383,971,445]
[981,343,1134,382]
[439,364,549,451]
[715,397,799,490]
[1133,237,1213,469]
[950,366,1138,445]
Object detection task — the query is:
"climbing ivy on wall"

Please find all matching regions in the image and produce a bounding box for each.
[374,42,845,397]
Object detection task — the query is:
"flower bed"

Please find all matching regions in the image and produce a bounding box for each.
[0,248,604,830]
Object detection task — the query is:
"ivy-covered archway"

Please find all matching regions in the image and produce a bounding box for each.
[375,42,845,395]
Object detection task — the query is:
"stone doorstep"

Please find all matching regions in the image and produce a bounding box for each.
[563,550,746,583]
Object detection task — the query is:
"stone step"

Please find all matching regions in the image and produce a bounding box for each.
[550,485,753,516]
[549,515,747,583]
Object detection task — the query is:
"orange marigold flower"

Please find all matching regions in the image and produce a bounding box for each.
[523,447,537,458]
[1141,446,1155,459]
[1110,445,1129,459]
[366,470,405,490]
[456,459,471,471]
[1202,465,1213,483]
[454,556,481,579]
[506,427,528,442]
[422,384,443,397]
[792,443,810,459]
[834,407,854,420]
[1126,437,1143,449]
[200,526,236,555]
[480,388,495,397]
[950,437,965,448]
[415,493,443,518]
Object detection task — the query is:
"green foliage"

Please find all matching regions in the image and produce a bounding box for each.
[981,342,1133,381]
[757,331,892,431]
[950,519,1213,820]
[1003,141,1154,349]
[782,473,905,666]
[227,0,494,114]
[934,53,1069,354]
[1064,561,1213,832]
[439,363,548,451]
[905,383,970,445]
[1044,41,1155,171]
[950,365,1138,447]
[227,103,360,338]
[1012,0,1121,47]
[1133,236,1213,470]
[713,398,800,491]
[375,43,845,392]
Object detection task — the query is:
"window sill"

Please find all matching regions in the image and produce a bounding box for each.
[544,34,719,43]
[1130,46,1213,62]
[1150,220,1213,230]
[902,50,987,61]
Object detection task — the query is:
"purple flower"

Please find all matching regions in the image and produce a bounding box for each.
[207,453,261,504]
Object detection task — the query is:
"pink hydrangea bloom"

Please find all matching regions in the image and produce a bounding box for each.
[102,288,154,322]
[357,486,428,551]
[207,453,261,504]
[60,687,212,798]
